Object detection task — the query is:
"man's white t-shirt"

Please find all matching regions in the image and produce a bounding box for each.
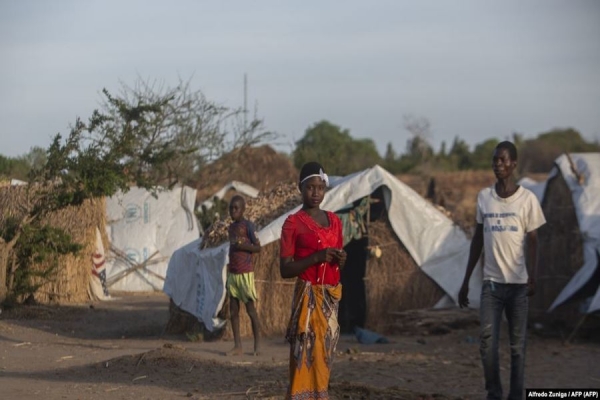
[476,185,546,284]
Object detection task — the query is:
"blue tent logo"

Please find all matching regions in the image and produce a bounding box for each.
[125,204,142,223]
[125,249,141,263]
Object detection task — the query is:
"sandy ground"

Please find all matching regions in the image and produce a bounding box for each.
[0,293,598,400]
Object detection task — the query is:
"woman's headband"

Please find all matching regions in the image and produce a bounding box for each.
[300,168,329,187]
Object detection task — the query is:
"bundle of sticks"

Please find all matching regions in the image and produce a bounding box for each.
[201,182,301,249]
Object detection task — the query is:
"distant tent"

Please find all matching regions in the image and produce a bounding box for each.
[164,166,479,336]
[196,180,260,212]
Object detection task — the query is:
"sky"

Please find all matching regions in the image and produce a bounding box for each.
[1,0,599,158]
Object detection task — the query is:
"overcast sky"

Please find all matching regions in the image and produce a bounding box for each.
[1,0,599,158]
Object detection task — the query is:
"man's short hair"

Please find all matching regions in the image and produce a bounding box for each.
[230,195,246,206]
[496,141,518,161]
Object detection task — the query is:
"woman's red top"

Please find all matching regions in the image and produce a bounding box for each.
[280,209,343,286]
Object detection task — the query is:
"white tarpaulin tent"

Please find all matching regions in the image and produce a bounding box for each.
[105,186,200,292]
[164,165,480,331]
[544,154,600,314]
[197,180,260,212]
[517,177,548,202]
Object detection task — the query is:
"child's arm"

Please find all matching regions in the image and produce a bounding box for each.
[232,220,261,253]
[234,242,261,253]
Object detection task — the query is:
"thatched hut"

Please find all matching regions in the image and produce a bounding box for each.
[526,153,600,329]
[529,167,585,325]
[0,184,107,304]
[192,145,298,204]
[165,166,475,339]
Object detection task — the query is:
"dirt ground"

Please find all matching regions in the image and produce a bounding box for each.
[0,293,598,400]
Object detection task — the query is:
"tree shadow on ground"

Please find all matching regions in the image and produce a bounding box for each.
[0,293,177,341]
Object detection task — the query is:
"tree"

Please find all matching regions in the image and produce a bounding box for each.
[406,136,434,163]
[1,77,263,304]
[96,78,275,187]
[519,128,600,173]
[384,142,397,163]
[0,155,14,178]
[439,141,447,157]
[382,142,403,174]
[448,136,472,170]
[22,147,47,171]
[471,138,500,170]
[403,115,433,163]
[0,154,31,181]
[394,115,436,173]
[293,120,381,176]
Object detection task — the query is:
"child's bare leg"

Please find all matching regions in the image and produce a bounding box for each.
[226,297,242,355]
[246,300,261,355]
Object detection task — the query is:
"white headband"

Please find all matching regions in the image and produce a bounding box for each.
[300,168,329,187]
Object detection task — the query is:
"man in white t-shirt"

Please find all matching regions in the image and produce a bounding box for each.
[459,141,546,400]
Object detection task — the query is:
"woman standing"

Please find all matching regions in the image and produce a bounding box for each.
[280,162,347,399]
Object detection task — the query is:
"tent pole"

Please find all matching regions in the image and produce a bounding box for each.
[565,314,588,344]
[366,195,371,228]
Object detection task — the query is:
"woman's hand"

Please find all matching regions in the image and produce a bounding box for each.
[314,248,338,264]
[335,249,347,268]
[314,248,346,266]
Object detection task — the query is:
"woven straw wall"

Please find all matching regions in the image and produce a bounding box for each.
[0,185,107,304]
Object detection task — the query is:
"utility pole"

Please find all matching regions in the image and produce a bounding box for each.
[243,73,248,134]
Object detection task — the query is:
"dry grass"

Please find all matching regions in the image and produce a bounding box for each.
[0,185,108,304]
[364,212,445,333]
[397,170,496,235]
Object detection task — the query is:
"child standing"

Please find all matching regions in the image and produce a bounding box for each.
[226,195,262,355]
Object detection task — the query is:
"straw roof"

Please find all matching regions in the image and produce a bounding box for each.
[193,145,298,203]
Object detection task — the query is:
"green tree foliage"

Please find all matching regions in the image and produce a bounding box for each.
[383,115,437,174]
[293,120,381,176]
[403,115,433,164]
[382,142,401,173]
[405,136,434,164]
[448,136,472,170]
[10,225,82,302]
[0,154,15,178]
[471,138,499,170]
[519,128,600,173]
[195,197,229,231]
[0,147,46,181]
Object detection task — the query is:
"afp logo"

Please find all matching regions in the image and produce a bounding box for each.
[125,203,142,223]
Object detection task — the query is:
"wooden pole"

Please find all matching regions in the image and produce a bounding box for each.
[565,314,588,344]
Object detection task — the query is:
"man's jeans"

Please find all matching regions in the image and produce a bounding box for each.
[480,280,528,400]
